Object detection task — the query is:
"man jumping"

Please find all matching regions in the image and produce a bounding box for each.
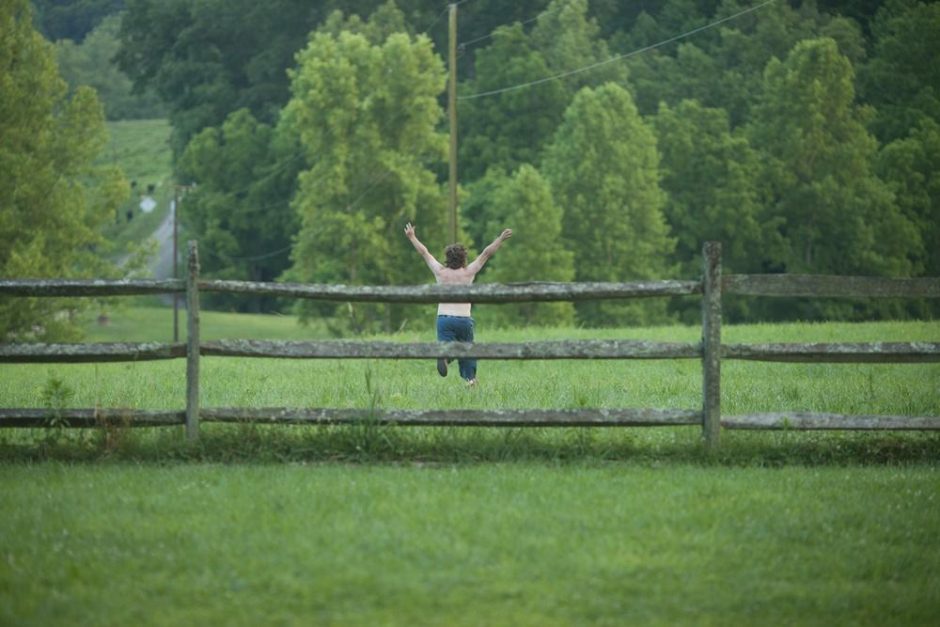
[404,222,513,386]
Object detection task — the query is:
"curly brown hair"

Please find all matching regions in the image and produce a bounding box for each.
[444,244,467,269]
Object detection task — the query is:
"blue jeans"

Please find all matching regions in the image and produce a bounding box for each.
[436,315,476,380]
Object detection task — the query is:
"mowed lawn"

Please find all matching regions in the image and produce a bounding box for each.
[2,463,938,626]
[1,313,938,624]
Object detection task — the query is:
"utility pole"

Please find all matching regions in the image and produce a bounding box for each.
[448,3,458,243]
[173,186,180,342]
[173,184,191,342]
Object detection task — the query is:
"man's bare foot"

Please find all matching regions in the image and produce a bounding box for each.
[466,378,477,387]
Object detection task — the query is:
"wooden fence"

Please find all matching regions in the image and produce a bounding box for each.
[1,241,939,450]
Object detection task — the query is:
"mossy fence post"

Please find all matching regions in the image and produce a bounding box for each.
[186,241,201,441]
[702,241,722,452]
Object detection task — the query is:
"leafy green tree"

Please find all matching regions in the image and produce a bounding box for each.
[749,37,920,318]
[653,99,767,320]
[458,23,568,181]
[55,14,165,119]
[283,25,448,333]
[461,167,509,253]
[858,0,940,144]
[318,0,409,41]
[177,109,301,312]
[114,0,460,156]
[459,0,628,184]
[620,0,866,124]
[475,164,575,328]
[542,83,675,327]
[653,99,766,271]
[31,0,124,42]
[876,118,940,278]
[816,0,890,35]
[116,0,327,155]
[529,0,629,94]
[1,0,128,340]
[715,0,865,115]
[599,0,720,46]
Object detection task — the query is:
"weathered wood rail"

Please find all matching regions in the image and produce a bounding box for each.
[2,241,938,449]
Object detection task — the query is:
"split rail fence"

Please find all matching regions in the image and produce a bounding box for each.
[1,241,939,451]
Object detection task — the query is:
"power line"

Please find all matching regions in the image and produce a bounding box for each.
[421,5,449,33]
[458,0,778,101]
[459,0,572,50]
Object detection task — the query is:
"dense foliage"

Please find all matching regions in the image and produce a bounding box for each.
[55,14,165,119]
[31,0,123,42]
[2,0,129,340]
[10,0,939,330]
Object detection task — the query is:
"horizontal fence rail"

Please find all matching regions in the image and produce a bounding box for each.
[8,408,939,431]
[0,278,701,301]
[0,408,185,428]
[5,275,937,301]
[721,342,940,363]
[0,407,700,428]
[723,274,940,298]
[5,341,937,364]
[723,413,940,431]
[0,342,186,363]
[200,339,702,360]
[0,279,185,296]
[200,279,703,302]
[2,241,938,446]
[199,407,703,427]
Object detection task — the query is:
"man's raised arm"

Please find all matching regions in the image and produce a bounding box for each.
[466,228,513,274]
[404,222,443,274]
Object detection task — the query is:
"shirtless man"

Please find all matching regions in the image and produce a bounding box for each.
[404,222,513,386]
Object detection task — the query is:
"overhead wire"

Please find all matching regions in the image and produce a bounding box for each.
[421,5,450,33]
[458,0,572,50]
[458,0,778,101]
[201,0,773,265]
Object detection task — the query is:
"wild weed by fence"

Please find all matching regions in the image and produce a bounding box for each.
[1,241,938,450]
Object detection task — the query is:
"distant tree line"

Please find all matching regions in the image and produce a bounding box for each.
[6,0,939,337]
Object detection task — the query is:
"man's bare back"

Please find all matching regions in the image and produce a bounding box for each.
[404,223,512,317]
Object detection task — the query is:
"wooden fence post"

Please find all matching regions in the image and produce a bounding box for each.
[186,241,201,441]
[702,241,722,451]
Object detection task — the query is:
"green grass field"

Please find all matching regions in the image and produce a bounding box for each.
[2,463,937,626]
[1,312,938,624]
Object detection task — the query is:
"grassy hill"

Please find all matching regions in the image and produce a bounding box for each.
[98,118,174,253]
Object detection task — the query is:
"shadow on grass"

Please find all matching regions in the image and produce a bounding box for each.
[1,424,939,467]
